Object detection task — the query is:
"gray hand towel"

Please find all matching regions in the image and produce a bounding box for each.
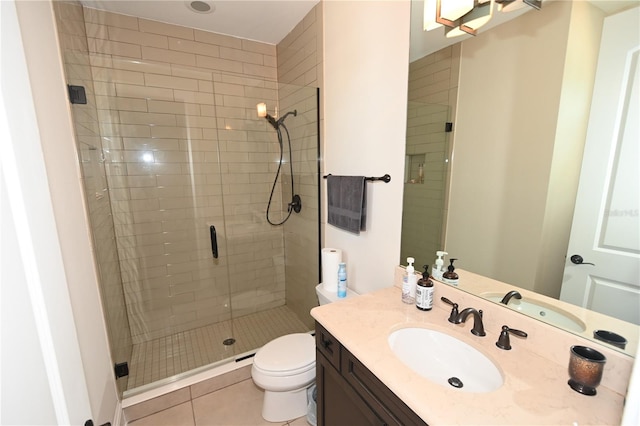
[327,175,367,235]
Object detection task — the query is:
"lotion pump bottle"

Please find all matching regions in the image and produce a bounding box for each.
[415,265,434,311]
[442,258,459,286]
[432,251,447,281]
[402,257,417,304]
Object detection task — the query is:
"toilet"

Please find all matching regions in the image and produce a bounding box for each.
[251,284,359,422]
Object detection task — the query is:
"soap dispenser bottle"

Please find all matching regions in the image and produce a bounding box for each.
[415,265,434,311]
[442,258,459,286]
[402,257,417,304]
[432,251,447,281]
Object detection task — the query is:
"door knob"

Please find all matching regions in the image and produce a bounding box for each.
[570,254,595,266]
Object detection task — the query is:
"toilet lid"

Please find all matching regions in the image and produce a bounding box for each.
[254,333,315,372]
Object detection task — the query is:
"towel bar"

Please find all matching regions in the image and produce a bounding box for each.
[323,174,391,183]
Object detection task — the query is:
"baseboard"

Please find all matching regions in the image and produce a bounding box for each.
[113,400,125,426]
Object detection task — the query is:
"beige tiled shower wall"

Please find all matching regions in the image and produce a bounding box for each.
[276,3,324,329]
[401,46,460,268]
[79,6,313,343]
[52,1,133,393]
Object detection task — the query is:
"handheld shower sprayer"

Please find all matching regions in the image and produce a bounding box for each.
[256,102,302,225]
[256,102,297,130]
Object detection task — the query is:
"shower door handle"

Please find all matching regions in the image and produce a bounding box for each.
[210,225,218,259]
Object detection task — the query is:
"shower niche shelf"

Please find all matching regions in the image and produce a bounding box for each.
[405,154,426,184]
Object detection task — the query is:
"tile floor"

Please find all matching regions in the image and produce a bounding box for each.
[128,378,310,426]
[128,306,310,389]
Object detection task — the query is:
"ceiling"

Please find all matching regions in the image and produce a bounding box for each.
[79,0,321,45]
[80,0,639,55]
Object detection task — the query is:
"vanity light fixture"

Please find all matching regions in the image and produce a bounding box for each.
[423,0,440,31]
[423,0,474,31]
[445,0,494,38]
[425,0,541,37]
[438,0,474,26]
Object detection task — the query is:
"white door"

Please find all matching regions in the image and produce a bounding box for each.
[560,6,640,325]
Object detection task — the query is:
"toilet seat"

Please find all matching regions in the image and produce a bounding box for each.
[252,361,314,378]
[253,333,315,376]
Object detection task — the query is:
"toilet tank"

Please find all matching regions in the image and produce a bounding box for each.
[315,284,358,305]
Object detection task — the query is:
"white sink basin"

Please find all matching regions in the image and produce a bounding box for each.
[388,327,503,393]
[483,294,586,333]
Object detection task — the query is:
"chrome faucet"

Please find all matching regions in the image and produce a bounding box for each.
[455,308,486,336]
[500,290,522,305]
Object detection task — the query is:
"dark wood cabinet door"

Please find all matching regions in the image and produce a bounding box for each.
[314,322,428,426]
[342,348,427,426]
[316,349,386,426]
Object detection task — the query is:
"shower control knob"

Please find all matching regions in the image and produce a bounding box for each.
[289,194,302,213]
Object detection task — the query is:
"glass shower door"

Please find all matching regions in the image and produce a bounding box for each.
[54,0,320,394]
[220,84,320,355]
[400,101,451,270]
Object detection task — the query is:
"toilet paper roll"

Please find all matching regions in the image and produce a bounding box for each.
[321,248,342,292]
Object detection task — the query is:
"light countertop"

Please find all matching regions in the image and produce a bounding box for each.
[311,284,626,425]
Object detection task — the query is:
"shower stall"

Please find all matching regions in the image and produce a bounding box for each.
[400,101,451,271]
[53,2,320,396]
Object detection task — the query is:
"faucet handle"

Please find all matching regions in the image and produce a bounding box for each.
[440,297,459,323]
[496,325,528,350]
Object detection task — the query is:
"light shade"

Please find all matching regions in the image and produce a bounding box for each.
[256,102,267,118]
[431,0,474,28]
[423,0,441,31]
[438,0,474,22]
[461,0,494,33]
[445,0,494,38]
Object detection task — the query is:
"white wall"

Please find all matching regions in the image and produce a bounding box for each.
[445,1,600,295]
[322,1,411,293]
[1,170,59,426]
[1,1,93,423]
[3,0,119,424]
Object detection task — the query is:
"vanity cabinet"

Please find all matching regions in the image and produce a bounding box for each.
[315,322,427,426]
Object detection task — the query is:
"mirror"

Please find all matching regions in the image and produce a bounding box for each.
[402,0,639,357]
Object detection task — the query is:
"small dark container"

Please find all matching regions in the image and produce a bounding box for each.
[568,345,606,396]
[593,330,627,350]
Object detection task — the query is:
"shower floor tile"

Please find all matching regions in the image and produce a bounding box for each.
[127,305,310,390]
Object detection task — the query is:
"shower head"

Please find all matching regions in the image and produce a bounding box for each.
[256,102,297,130]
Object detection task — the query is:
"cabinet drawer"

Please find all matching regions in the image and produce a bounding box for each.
[342,347,427,426]
[315,322,341,371]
